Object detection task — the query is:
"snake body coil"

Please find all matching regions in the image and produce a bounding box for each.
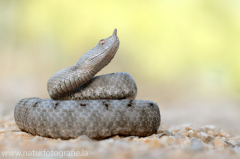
[14,29,161,140]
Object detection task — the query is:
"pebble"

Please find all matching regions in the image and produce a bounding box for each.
[158,129,171,136]
[76,135,92,141]
[174,132,183,139]
[190,137,204,150]
[214,136,226,149]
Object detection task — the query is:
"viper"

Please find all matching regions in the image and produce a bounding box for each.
[14,29,161,140]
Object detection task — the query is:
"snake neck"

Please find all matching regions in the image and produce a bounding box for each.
[47,29,119,100]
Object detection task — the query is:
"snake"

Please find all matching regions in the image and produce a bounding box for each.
[14,29,161,140]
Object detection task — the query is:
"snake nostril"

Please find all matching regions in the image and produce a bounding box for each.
[149,103,154,106]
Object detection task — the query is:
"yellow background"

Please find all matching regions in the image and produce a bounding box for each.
[1,0,240,132]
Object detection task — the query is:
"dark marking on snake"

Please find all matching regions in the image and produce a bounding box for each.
[32,101,40,107]
[105,104,108,110]
[54,102,59,109]
[128,100,133,107]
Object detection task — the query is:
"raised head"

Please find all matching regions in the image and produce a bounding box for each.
[77,29,119,73]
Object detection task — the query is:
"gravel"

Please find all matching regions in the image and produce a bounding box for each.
[1,115,240,159]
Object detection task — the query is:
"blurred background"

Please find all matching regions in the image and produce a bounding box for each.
[1,0,240,133]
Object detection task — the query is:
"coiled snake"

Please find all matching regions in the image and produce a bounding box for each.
[14,29,161,140]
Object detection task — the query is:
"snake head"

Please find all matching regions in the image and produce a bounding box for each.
[77,29,119,74]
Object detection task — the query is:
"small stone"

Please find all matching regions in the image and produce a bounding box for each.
[187,130,194,137]
[174,132,183,139]
[179,129,188,137]
[190,137,204,150]
[205,125,220,136]
[196,132,201,139]
[181,137,191,147]
[236,142,240,147]
[123,136,138,142]
[149,133,164,138]
[207,130,214,136]
[225,141,236,148]
[76,135,91,141]
[200,132,214,143]
[214,136,226,149]
[200,132,208,142]
[111,135,120,140]
[220,130,230,139]
[158,129,171,136]
[184,124,194,131]
[140,138,149,143]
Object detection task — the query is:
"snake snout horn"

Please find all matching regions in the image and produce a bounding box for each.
[113,28,117,35]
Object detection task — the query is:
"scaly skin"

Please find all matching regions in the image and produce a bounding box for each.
[58,72,137,100]
[14,29,161,140]
[14,98,160,140]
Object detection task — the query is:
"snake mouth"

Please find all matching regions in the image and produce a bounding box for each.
[107,39,119,56]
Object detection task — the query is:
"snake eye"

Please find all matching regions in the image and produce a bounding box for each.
[99,39,105,45]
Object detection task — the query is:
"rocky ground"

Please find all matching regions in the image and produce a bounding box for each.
[1,115,240,159]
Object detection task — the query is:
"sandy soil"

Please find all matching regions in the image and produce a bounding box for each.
[1,115,240,159]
